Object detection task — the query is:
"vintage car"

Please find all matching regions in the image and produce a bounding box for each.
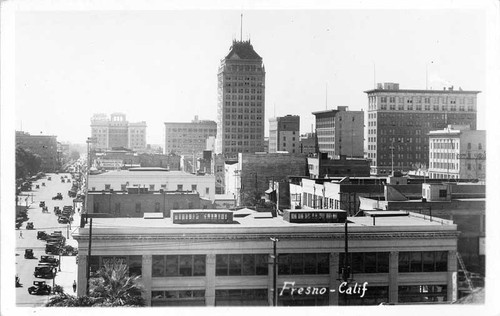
[45,243,61,255]
[26,222,34,230]
[58,216,70,224]
[28,281,52,295]
[37,231,48,240]
[52,193,63,200]
[39,201,45,208]
[47,176,52,181]
[60,245,78,256]
[24,249,35,259]
[33,265,56,279]
[39,255,59,267]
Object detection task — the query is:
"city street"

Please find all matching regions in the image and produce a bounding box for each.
[16,173,81,307]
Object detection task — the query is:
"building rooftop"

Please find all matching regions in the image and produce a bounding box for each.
[225,40,262,60]
[75,209,456,238]
[364,88,481,94]
[90,169,213,178]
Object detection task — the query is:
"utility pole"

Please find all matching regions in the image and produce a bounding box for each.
[270,237,279,306]
[85,217,93,296]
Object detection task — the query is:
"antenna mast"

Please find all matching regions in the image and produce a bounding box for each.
[325,83,328,110]
[240,14,243,41]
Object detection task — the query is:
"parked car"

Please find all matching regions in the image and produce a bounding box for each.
[28,281,52,295]
[45,243,61,255]
[39,201,45,208]
[39,255,59,267]
[33,266,56,279]
[24,249,35,259]
[48,176,52,181]
[52,193,63,200]
[26,222,34,230]
[60,245,78,256]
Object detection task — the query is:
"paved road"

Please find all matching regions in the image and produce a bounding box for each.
[16,173,82,307]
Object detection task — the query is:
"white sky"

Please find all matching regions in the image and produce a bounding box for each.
[13,7,488,145]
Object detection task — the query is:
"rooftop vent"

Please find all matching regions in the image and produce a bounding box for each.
[143,213,164,219]
[171,210,234,224]
[283,209,347,224]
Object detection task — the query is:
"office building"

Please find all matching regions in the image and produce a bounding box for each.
[90,113,147,151]
[428,125,486,180]
[164,116,217,156]
[312,107,364,159]
[74,209,458,306]
[269,115,300,153]
[15,131,59,172]
[216,40,266,155]
[364,83,479,175]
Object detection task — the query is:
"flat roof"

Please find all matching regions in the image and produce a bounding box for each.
[364,89,481,94]
[75,209,456,237]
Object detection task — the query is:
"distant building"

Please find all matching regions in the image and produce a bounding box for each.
[216,40,266,154]
[164,116,217,156]
[90,113,147,151]
[16,131,59,172]
[312,106,364,159]
[307,153,371,179]
[364,83,479,175]
[300,132,317,155]
[428,125,485,181]
[269,115,300,153]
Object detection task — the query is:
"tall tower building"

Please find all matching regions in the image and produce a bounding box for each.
[216,40,266,155]
[364,82,479,175]
[312,106,364,159]
[269,115,300,153]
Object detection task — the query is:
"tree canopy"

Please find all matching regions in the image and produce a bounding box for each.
[16,147,42,179]
[46,261,145,307]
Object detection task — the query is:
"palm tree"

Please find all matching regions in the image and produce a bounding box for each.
[46,260,145,307]
[90,261,145,306]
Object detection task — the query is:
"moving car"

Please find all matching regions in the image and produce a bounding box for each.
[28,281,51,295]
[39,201,45,208]
[26,222,34,230]
[39,255,59,267]
[24,249,35,259]
[37,231,48,240]
[52,193,63,200]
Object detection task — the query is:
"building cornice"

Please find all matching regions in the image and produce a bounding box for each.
[74,231,460,242]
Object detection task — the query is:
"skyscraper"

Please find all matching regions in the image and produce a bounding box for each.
[216,40,265,155]
[364,82,479,175]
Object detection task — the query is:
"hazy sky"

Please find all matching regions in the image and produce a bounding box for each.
[14,8,487,145]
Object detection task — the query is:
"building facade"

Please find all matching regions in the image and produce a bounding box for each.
[90,113,147,151]
[300,133,317,155]
[216,40,266,155]
[364,83,479,175]
[87,190,213,217]
[312,107,364,159]
[87,168,216,201]
[15,131,59,172]
[269,115,300,153]
[307,154,371,179]
[74,209,458,306]
[225,153,308,207]
[164,116,217,156]
[428,126,486,180]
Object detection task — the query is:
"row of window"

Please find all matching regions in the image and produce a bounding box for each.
[222,101,263,108]
[225,94,263,100]
[378,104,474,112]
[151,285,447,306]
[376,95,474,104]
[224,88,263,93]
[90,251,448,280]
[224,120,262,126]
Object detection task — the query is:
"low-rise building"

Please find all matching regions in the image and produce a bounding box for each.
[87,189,213,217]
[74,209,458,306]
[87,168,215,201]
[308,153,370,178]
